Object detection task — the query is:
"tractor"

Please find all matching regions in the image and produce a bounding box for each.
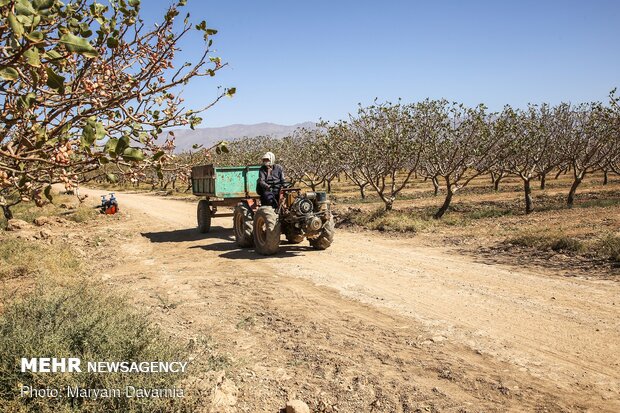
[191,165,334,255]
[233,182,334,255]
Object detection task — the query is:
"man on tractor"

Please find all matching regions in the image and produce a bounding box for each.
[257,151,285,208]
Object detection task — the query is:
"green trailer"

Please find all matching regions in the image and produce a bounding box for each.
[191,164,261,233]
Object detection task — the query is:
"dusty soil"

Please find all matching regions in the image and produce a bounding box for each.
[71,188,619,412]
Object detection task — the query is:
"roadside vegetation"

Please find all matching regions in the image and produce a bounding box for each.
[0,281,193,412]
[0,193,211,412]
[0,192,98,230]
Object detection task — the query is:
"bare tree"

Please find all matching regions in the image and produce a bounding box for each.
[499,104,562,214]
[415,100,501,219]
[328,101,421,211]
[560,103,615,207]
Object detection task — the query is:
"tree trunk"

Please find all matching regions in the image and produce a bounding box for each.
[384,199,393,211]
[567,174,584,207]
[432,176,440,196]
[540,173,546,190]
[493,175,502,191]
[524,178,533,214]
[434,188,453,219]
[327,179,332,193]
[2,205,13,220]
[359,185,366,199]
[603,170,608,185]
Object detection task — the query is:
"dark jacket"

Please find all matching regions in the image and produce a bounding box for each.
[257,164,285,194]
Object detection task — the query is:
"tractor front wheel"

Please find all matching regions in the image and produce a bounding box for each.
[197,199,212,233]
[233,202,254,247]
[252,207,281,255]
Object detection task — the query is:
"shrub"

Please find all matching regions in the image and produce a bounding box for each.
[338,208,434,233]
[0,282,192,412]
[595,234,620,262]
[506,233,584,253]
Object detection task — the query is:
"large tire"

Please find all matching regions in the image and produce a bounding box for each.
[233,202,254,247]
[197,199,211,233]
[252,206,281,255]
[309,216,334,250]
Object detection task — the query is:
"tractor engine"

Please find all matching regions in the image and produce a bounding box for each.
[287,191,330,237]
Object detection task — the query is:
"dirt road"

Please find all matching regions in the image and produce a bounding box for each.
[82,188,619,412]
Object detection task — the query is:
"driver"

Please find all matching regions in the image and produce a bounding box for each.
[257,152,285,208]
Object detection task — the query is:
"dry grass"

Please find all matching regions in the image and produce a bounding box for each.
[0,238,81,281]
[0,280,194,412]
[505,232,585,254]
[0,192,98,230]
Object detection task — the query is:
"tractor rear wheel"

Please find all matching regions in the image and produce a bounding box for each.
[309,216,334,250]
[233,202,254,247]
[197,199,212,233]
[253,207,281,255]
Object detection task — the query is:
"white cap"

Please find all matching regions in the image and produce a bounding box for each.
[262,152,275,164]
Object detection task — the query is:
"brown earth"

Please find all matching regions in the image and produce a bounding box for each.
[71,187,620,412]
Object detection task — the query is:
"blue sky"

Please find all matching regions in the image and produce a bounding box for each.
[143,0,620,127]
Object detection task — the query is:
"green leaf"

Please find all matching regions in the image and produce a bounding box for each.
[122,147,144,162]
[25,31,44,43]
[44,49,62,60]
[60,33,98,58]
[226,87,236,97]
[18,92,36,109]
[104,138,119,156]
[106,37,119,48]
[81,118,106,147]
[33,0,55,11]
[15,0,36,16]
[117,135,130,153]
[189,116,202,130]
[8,13,24,39]
[45,67,65,93]
[0,68,19,81]
[106,173,118,183]
[99,156,109,164]
[152,151,165,161]
[23,47,41,67]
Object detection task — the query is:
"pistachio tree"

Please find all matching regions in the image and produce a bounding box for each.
[499,104,562,214]
[416,100,500,219]
[329,101,420,211]
[560,102,615,207]
[0,0,233,218]
[280,128,339,191]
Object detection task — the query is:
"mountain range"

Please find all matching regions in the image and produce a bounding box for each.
[168,122,315,152]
